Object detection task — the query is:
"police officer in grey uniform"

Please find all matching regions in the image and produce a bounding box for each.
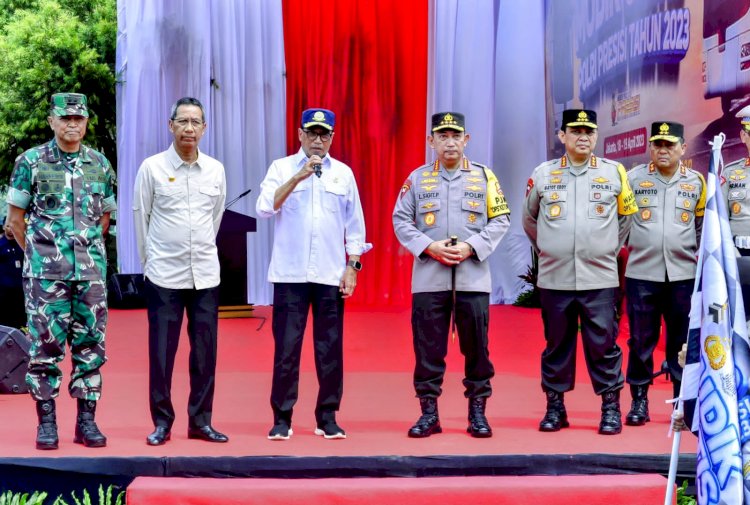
[624,121,705,427]
[522,109,637,435]
[722,104,750,255]
[393,112,510,438]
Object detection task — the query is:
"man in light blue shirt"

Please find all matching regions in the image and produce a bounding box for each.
[256,108,371,440]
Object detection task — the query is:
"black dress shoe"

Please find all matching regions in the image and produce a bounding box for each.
[146,426,171,446]
[188,425,229,443]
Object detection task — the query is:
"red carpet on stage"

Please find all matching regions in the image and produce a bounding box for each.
[126,474,672,505]
[0,305,695,460]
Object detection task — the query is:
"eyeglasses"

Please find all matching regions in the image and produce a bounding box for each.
[303,129,332,142]
[173,118,205,129]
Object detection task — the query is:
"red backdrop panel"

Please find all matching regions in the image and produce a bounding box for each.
[282,0,428,307]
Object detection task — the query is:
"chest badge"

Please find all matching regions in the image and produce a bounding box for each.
[549,204,561,218]
[684,199,691,209]
[641,209,652,221]
[467,200,481,209]
[639,181,654,188]
[421,202,435,210]
[593,177,609,183]
[680,183,695,191]
[550,192,559,201]
[424,212,436,226]
[421,185,437,191]
[468,213,477,224]
[595,204,605,215]
[550,177,562,184]
[681,211,690,223]
[640,197,650,206]
[593,192,601,200]
[733,202,742,215]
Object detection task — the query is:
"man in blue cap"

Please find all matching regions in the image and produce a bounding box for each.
[256,108,371,440]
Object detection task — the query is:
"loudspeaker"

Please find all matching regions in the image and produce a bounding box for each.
[0,325,31,394]
[108,273,146,309]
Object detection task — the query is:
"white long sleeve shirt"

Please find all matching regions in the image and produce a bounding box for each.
[133,144,226,290]
[256,149,372,287]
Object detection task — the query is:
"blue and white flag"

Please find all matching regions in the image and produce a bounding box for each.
[681,133,750,505]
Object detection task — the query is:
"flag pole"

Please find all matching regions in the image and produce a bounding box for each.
[664,395,684,505]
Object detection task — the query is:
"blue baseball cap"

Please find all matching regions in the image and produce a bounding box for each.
[301,108,335,131]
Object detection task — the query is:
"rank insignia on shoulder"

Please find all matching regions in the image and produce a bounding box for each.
[639,181,654,188]
[745,158,750,166]
[590,155,598,167]
[592,177,609,183]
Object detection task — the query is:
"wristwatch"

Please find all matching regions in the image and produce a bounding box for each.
[347,259,362,271]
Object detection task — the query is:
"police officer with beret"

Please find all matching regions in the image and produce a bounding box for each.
[5,92,116,449]
[522,109,637,435]
[623,121,705,427]
[393,112,510,438]
[722,104,750,255]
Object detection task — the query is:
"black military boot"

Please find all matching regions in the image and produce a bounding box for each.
[74,399,107,448]
[598,390,622,435]
[625,384,650,426]
[35,399,59,450]
[408,397,442,438]
[539,391,569,432]
[467,397,492,438]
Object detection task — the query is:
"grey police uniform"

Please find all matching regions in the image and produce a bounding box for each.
[522,154,637,395]
[393,158,510,398]
[722,158,750,254]
[625,163,705,388]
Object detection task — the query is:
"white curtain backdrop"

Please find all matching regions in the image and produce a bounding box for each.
[428,0,546,304]
[116,0,285,304]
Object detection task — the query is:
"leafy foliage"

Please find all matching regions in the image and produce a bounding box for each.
[52,485,125,505]
[513,252,540,308]
[0,0,117,185]
[676,480,696,505]
[0,490,48,505]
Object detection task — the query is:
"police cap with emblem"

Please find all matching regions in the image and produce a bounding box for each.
[431,112,465,132]
[301,108,335,131]
[560,109,597,130]
[50,92,89,117]
[649,121,684,143]
[737,104,750,132]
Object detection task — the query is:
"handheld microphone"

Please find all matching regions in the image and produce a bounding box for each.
[313,164,322,178]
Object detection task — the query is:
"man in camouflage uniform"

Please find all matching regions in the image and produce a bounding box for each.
[722,104,750,255]
[522,109,637,435]
[4,93,115,450]
[393,112,510,438]
[623,121,705,427]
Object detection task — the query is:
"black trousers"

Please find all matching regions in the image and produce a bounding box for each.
[270,282,344,424]
[145,278,219,430]
[539,287,623,395]
[625,277,693,385]
[411,291,494,399]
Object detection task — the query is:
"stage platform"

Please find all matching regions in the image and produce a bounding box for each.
[0,305,696,494]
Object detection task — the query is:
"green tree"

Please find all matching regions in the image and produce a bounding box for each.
[0,0,117,186]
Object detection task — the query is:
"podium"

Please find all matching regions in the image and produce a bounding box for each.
[217,209,256,318]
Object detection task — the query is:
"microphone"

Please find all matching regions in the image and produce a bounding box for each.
[225,188,252,209]
[313,163,322,178]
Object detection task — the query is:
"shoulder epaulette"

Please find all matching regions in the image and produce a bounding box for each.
[470,161,488,170]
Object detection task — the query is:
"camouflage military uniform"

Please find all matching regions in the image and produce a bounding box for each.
[6,138,116,401]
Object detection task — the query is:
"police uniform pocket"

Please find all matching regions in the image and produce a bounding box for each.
[323,182,347,213]
[728,188,746,201]
[588,191,614,219]
[154,184,186,211]
[541,190,567,220]
[675,198,695,225]
[417,199,440,227]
